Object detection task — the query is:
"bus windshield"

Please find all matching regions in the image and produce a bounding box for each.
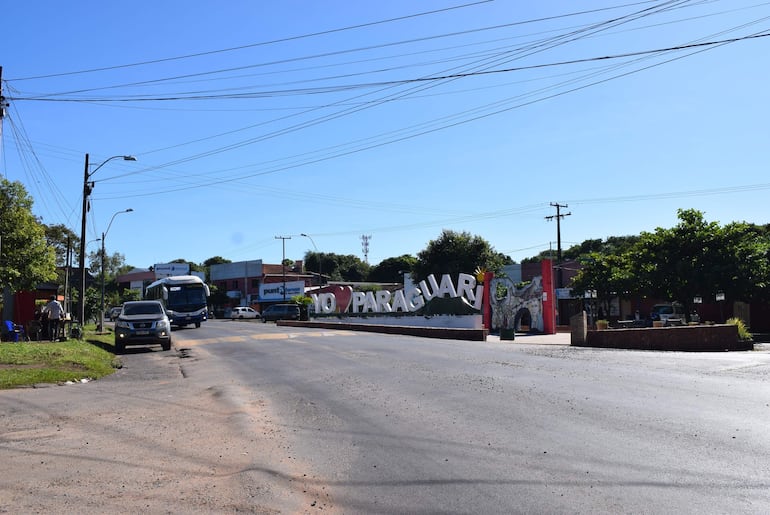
[167,285,207,311]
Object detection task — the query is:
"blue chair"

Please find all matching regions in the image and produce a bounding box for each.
[2,320,24,342]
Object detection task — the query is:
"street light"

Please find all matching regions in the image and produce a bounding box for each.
[78,153,136,329]
[300,233,323,286]
[275,236,291,301]
[99,208,133,331]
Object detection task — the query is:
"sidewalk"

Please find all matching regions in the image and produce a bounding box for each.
[486,331,571,345]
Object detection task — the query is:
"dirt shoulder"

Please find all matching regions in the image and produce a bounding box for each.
[0,343,334,514]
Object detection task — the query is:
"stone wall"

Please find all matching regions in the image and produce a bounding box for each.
[573,324,751,351]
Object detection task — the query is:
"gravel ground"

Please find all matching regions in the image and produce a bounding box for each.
[0,344,334,514]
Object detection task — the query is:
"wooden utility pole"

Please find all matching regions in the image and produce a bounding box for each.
[545,202,571,290]
[275,236,291,301]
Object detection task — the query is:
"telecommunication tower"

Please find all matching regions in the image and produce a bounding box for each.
[361,234,371,264]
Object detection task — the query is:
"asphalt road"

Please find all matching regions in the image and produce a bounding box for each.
[2,320,770,514]
[177,320,770,513]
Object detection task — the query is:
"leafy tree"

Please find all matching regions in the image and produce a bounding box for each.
[87,249,128,315]
[203,256,231,282]
[120,288,142,303]
[571,251,634,316]
[0,179,57,293]
[571,209,770,319]
[87,250,127,280]
[413,229,512,282]
[306,252,369,282]
[207,284,229,312]
[367,254,417,282]
[335,254,370,282]
[168,258,202,272]
[522,236,640,264]
[721,221,770,302]
[204,256,231,266]
[564,236,639,261]
[44,223,79,267]
[304,251,337,281]
[632,209,726,315]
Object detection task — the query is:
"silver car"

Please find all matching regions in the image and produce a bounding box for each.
[114,300,172,353]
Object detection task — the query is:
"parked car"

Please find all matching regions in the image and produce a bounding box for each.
[231,306,260,320]
[108,306,123,321]
[114,300,172,353]
[649,303,686,324]
[261,303,301,322]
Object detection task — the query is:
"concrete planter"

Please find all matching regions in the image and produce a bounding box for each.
[500,328,516,340]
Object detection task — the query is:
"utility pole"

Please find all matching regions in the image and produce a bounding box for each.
[79,153,91,327]
[1,66,7,177]
[545,202,571,290]
[275,236,291,301]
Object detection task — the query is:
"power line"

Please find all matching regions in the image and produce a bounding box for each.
[9,1,495,82]
[18,30,770,104]
[8,1,661,83]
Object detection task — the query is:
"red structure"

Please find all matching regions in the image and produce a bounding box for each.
[541,259,556,334]
[482,271,493,329]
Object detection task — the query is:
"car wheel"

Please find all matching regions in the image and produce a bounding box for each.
[195,322,201,328]
[162,339,171,351]
[115,340,125,354]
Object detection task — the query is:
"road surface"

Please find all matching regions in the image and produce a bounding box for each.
[2,320,770,513]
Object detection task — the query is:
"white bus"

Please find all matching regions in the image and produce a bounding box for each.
[145,275,210,328]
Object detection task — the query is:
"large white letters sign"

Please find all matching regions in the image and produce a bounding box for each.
[311,273,483,315]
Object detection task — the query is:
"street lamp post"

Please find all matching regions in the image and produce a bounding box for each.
[99,208,133,332]
[300,233,322,286]
[78,153,136,330]
[275,236,291,301]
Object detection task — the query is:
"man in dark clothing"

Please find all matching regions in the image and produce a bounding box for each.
[42,295,64,341]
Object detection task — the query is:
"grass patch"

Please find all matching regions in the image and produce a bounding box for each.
[0,328,120,389]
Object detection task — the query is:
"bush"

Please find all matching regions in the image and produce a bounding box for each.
[726,317,753,341]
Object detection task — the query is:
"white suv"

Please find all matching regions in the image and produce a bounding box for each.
[231,306,260,319]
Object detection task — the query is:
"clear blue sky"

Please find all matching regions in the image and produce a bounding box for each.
[3,1,769,270]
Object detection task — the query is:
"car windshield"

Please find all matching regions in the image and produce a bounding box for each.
[123,303,163,315]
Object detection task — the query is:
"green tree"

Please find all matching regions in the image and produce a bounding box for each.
[570,209,770,319]
[367,254,417,282]
[522,236,640,264]
[304,251,337,281]
[87,249,128,315]
[44,223,79,267]
[168,258,202,272]
[0,179,57,293]
[413,229,511,282]
[88,250,127,280]
[203,256,231,283]
[307,252,369,282]
[632,209,725,315]
[571,251,634,316]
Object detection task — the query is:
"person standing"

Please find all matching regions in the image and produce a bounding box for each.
[43,295,64,341]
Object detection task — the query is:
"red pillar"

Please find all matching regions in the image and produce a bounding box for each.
[483,271,493,329]
[541,259,556,334]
